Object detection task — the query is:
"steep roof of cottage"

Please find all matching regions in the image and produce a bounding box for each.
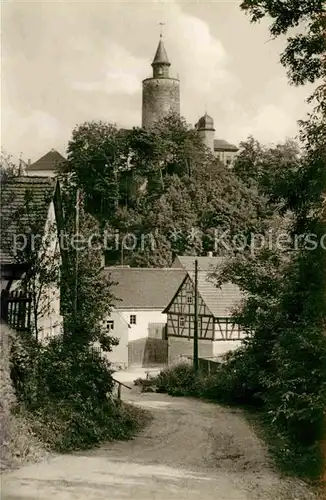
[188,272,243,317]
[0,176,55,265]
[168,255,243,317]
[26,149,66,172]
[214,139,238,152]
[104,267,186,310]
[152,39,170,66]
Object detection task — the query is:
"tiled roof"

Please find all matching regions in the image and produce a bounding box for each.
[170,255,243,317]
[104,267,186,310]
[214,139,238,152]
[189,271,243,317]
[196,113,215,131]
[0,176,55,264]
[26,149,66,172]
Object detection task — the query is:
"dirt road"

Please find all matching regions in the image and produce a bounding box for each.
[1,386,317,500]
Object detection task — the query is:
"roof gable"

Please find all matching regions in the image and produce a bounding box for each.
[104,267,186,309]
[188,271,243,317]
[26,149,66,172]
[168,256,243,317]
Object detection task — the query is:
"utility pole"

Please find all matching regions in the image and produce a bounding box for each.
[193,259,199,371]
[73,188,80,318]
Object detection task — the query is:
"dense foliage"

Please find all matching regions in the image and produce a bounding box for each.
[62,115,265,267]
[211,0,326,479]
[2,155,148,453]
[11,334,148,451]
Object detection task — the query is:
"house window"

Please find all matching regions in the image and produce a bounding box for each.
[130,314,137,325]
[186,292,193,304]
[226,156,232,166]
[106,320,114,331]
[179,316,185,328]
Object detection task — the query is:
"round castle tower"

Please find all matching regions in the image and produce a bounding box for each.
[142,36,180,128]
[196,112,215,153]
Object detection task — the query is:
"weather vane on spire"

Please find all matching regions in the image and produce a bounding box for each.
[159,22,165,38]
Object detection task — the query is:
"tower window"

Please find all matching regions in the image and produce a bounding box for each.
[158,67,163,75]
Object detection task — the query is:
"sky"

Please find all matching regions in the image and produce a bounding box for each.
[2,0,314,162]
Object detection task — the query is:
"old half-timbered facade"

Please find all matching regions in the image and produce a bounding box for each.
[164,256,246,363]
[102,267,185,369]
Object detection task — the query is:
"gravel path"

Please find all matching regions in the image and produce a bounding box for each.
[1,385,317,500]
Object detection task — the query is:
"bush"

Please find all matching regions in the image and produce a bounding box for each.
[197,347,264,407]
[1,322,47,471]
[147,349,263,403]
[155,363,197,396]
[10,334,149,452]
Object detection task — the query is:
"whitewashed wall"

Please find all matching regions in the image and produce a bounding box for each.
[213,340,242,356]
[118,310,167,341]
[26,170,56,178]
[37,201,62,341]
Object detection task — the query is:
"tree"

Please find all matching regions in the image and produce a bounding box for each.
[56,175,118,352]
[240,0,326,85]
[208,0,326,479]
[64,114,264,267]
[0,150,21,181]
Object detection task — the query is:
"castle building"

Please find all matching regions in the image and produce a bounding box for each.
[26,35,238,176]
[195,113,238,166]
[142,37,238,166]
[142,35,180,129]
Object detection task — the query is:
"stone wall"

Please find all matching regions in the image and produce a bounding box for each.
[128,338,168,367]
[142,77,180,128]
[168,337,214,365]
[168,337,243,365]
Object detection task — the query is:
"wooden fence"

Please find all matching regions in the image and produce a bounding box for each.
[0,289,32,332]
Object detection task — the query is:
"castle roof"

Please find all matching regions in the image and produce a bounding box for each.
[214,139,238,152]
[197,112,215,131]
[152,39,170,66]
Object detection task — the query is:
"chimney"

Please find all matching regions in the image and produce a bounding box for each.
[207,251,213,257]
[18,159,26,176]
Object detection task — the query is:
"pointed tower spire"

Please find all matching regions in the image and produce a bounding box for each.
[142,26,180,128]
[152,39,170,66]
[151,26,170,78]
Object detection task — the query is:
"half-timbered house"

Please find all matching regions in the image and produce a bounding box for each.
[102,267,185,369]
[165,256,246,363]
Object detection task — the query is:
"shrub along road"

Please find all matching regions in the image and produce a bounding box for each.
[2,385,317,500]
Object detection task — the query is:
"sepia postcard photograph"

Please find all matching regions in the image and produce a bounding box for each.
[1,0,325,498]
